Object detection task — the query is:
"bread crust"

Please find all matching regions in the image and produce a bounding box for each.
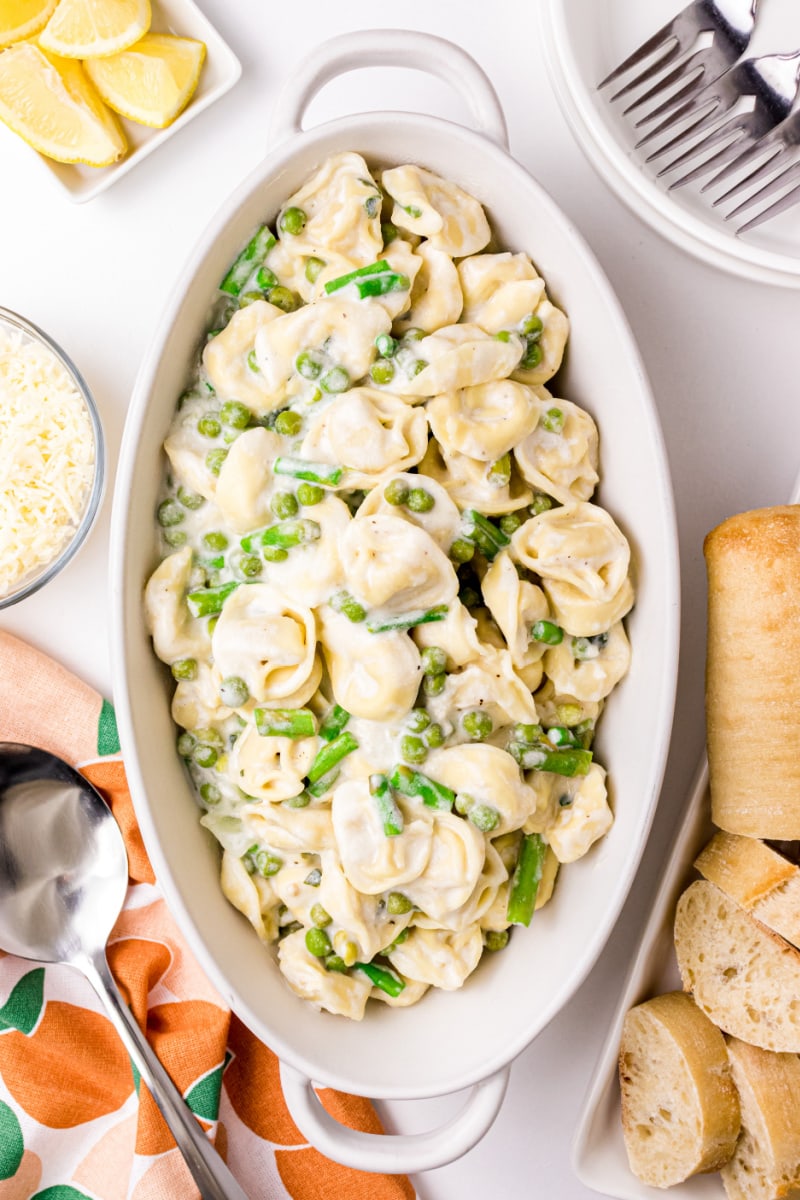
[704,506,800,839]
[721,1037,800,1200]
[619,991,740,1188]
[674,880,800,1053]
[695,832,800,950]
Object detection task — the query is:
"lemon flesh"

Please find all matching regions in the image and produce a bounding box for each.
[84,33,205,128]
[39,0,150,58]
[0,42,126,164]
[0,0,58,47]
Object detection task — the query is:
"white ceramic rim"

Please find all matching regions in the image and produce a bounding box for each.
[539,0,800,289]
[0,306,105,609]
[110,26,679,1173]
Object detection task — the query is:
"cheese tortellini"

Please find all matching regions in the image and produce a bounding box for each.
[147,154,634,1020]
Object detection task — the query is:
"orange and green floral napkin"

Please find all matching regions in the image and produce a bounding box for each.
[0,630,415,1200]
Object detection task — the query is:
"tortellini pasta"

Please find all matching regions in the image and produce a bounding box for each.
[148,154,633,1020]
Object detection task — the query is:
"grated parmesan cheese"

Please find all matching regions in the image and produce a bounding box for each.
[0,325,95,599]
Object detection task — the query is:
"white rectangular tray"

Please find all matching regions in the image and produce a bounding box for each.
[573,476,800,1200]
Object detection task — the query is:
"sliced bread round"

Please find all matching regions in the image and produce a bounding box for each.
[674,880,800,1053]
[721,1037,800,1200]
[618,991,741,1188]
[695,832,800,951]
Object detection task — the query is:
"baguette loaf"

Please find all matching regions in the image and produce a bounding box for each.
[721,1037,800,1200]
[618,992,741,1188]
[695,832,800,950]
[674,880,800,1052]
[704,506,800,839]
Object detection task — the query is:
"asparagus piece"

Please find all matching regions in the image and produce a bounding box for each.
[219,225,276,296]
[354,960,406,997]
[324,259,391,294]
[274,456,343,487]
[518,745,593,776]
[506,833,546,927]
[254,708,316,738]
[355,272,410,298]
[319,704,351,742]
[462,509,510,559]
[261,519,321,549]
[186,580,239,618]
[370,773,404,837]
[307,731,358,784]
[366,604,449,634]
[389,764,455,812]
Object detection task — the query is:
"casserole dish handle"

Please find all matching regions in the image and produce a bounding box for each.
[280,1059,510,1173]
[269,28,509,149]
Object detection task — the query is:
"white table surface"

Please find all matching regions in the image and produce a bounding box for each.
[2,2,799,1196]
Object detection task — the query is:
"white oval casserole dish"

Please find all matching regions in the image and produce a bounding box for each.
[110,29,680,1175]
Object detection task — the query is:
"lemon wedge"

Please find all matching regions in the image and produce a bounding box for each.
[38,0,150,58]
[0,0,58,47]
[83,32,205,128]
[0,42,126,164]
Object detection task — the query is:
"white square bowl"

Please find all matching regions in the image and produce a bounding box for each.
[8,0,241,203]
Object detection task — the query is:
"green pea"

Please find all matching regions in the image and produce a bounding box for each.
[284,792,311,808]
[500,513,522,536]
[411,358,428,377]
[262,545,289,563]
[280,206,307,235]
[320,366,350,394]
[271,491,299,519]
[454,792,475,816]
[521,339,543,371]
[305,927,332,957]
[295,351,323,380]
[530,492,555,516]
[386,892,413,915]
[375,333,398,358]
[406,708,431,733]
[488,453,511,488]
[381,221,399,245]
[164,529,187,547]
[384,478,409,506]
[268,286,300,312]
[177,486,205,510]
[531,619,563,645]
[420,646,447,676]
[494,330,511,342]
[304,868,322,887]
[195,727,224,751]
[177,731,196,757]
[171,658,197,681]
[407,487,434,513]
[157,499,184,527]
[221,401,251,429]
[469,803,500,833]
[192,743,218,768]
[459,585,481,609]
[511,723,543,745]
[541,407,565,434]
[423,672,446,697]
[199,782,221,805]
[274,409,303,437]
[310,903,332,928]
[449,537,475,564]
[254,850,282,877]
[423,722,445,749]
[305,257,325,283]
[220,676,249,707]
[203,531,228,552]
[402,328,425,343]
[238,290,263,308]
[256,266,278,292]
[520,312,544,338]
[237,553,263,578]
[325,954,348,972]
[462,709,493,740]
[297,482,324,506]
[556,702,584,727]
[205,448,228,476]
[197,415,221,438]
[331,590,367,623]
[370,359,395,385]
[484,929,510,951]
[400,735,428,764]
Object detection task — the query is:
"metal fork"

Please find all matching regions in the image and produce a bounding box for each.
[705,103,800,199]
[638,51,800,188]
[722,155,800,230]
[599,0,760,119]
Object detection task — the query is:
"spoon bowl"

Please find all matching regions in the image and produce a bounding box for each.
[0,742,248,1200]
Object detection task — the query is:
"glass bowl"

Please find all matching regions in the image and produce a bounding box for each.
[0,307,105,609]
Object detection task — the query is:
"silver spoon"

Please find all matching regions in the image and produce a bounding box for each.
[0,742,248,1200]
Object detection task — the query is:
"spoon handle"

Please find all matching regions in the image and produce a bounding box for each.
[78,949,250,1200]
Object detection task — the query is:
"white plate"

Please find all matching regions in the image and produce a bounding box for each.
[10,0,241,203]
[540,0,800,288]
[572,472,800,1200]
